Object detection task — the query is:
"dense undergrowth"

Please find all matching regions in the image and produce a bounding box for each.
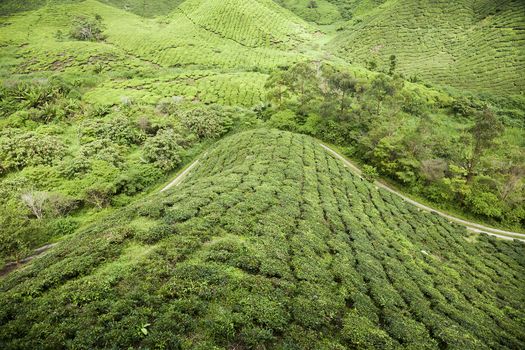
[0,129,523,349]
[0,76,259,264]
[262,61,525,229]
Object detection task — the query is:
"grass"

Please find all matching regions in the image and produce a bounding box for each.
[0,129,523,348]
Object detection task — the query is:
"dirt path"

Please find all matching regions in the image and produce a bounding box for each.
[2,158,202,277]
[320,143,525,242]
[160,158,200,192]
[0,243,57,277]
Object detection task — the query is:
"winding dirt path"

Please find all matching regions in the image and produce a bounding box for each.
[160,158,200,192]
[1,159,202,277]
[319,143,525,243]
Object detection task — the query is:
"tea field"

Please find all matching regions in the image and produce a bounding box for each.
[327,0,525,95]
[1,129,523,349]
[0,1,524,348]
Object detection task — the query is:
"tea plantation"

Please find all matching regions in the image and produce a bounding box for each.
[0,129,523,349]
[0,0,524,348]
[327,0,525,94]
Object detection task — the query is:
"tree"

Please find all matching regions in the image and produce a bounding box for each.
[388,55,397,76]
[287,62,321,115]
[465,107,503,182]
[367,74,403,117]
[70,15,106,42]
[325,70,358,118]
[308,0,318,9]
[21,191,49,219]
[265,70,291,107]
[420,159,447,182]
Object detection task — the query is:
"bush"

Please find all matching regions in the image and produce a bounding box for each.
[0,129,66,173]
[180,105,233,139]
[80,139,126,166]
[362,165,379,182]
[143,129,185,172]
[70,15,106,42]
[0,77,77,118]
[268,109,298,131]
[80,116,144,146]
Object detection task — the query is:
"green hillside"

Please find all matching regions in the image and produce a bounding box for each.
[0,0,185,17]
[0,2,524,348]
[327,0,525,95]
[1,129,524,349]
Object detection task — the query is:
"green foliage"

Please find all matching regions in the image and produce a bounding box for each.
[142,129,185,172]
[180,105,233,140]
[264,61,524,226]
[0,129,66,173]
[80,116,145,146]
[0,78,79,120]
[0,1,523,347]
[362,164,378,182]
[268,109,298,131]
[69,15,106,42]
[0,129,523,349]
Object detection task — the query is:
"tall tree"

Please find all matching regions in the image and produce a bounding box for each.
[327,71,358,117]
[465,107,504,182]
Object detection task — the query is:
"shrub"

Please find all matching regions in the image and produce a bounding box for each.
[59,157,91,179]
[268,109,298,131]
[0,129,66,173]
[362,165,379,182]
[45,193,81,217]
[80,139,126,166]
[116,164,163,196]
[20,191,49,219]
[80,116,144,146]
[180,105,233,139]
[70,15,106,42]
[84,185,114,208]
[143,129,185,172]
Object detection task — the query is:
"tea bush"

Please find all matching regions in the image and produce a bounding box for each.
[1,129,523,349]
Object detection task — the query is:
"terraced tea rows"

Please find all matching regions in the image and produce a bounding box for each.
[328,0,525,94]
[178,0,313,48]
[1,129,523,349]
[0,0,313,75]
[84,70,268,106]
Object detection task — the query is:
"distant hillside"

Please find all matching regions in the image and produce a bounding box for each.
[0,0,185,17]
[1,129,523,349]
[274,0,386,24]
[0,0,313,72]
[327,0,525,95]
[178,0,313,48]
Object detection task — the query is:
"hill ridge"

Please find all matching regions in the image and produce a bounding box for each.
[1,129,523,349]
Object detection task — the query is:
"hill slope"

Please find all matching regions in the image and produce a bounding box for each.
[1,129,523,349]
[0,0,312,72]
[0,0,185,17]
[327,0,525,95]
